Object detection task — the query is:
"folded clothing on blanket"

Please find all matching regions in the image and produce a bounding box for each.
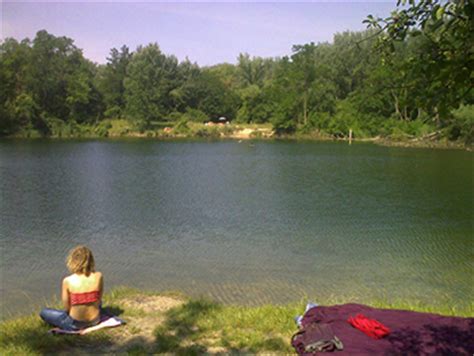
[347,313,390,339]
[49,316,125,335]
[292,322,343,354]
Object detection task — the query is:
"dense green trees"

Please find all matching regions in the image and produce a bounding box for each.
[364,0,473,139]
[124,44,180,129]
[176,69,239,121]
[1,1,472,142]
[116,43,238,130]
[97,45,131,119]
[0,31,103,136]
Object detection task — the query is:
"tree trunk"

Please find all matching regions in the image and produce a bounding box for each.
[303,91,308,126]
[433,106,440,127]
[391,90,401,120]
[417,108,422,120]
[403,105,409,121]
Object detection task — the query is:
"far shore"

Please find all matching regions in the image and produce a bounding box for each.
[4,120,472,152]
[1,287,472,355]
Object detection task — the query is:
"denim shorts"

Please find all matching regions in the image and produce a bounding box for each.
[40,307,100,331]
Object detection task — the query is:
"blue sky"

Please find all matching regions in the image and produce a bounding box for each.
[2,1,396,66]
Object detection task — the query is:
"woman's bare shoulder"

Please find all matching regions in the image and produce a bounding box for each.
[62,274,73,286]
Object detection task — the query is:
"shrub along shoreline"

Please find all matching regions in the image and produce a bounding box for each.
[1,288,472,355]
[4,119,472,151]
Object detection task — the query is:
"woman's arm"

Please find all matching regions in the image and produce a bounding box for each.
[62,278,70,312]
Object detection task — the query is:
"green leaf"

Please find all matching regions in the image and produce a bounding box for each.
[435,6,444,20]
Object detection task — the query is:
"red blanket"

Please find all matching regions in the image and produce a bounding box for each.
[296,303,474,355]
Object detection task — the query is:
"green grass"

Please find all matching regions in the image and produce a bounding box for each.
[0,313,112,355]
[153,300,301,353]
[1,287,472,355]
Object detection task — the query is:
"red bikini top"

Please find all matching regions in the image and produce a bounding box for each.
[70,290,101,306]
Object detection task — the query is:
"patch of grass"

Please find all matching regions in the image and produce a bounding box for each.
[1,288,472,355]
[126,344,150,355]
[128,325,142,335]
[0,313,112,355]
[152,298,302,353]
[207,303,301,352]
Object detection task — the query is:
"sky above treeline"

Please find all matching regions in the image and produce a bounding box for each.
[2,0,396,66]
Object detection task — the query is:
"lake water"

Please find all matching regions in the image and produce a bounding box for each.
[0,139,472,318]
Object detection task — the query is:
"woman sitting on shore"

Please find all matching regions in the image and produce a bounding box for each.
[40,245,103,331]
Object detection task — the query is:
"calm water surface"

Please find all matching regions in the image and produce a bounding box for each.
[0,139,472,317]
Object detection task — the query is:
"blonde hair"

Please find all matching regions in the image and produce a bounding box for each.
[66,245,95,275]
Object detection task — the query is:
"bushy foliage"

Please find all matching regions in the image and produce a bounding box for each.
[236,85,274,123]
[327,100,359,138]
[271,111,296,135]
[182,108,208,123]
[194,126,221,139]
[1,4,472,145]
[124,44,180,128]
[173,118,191,135]
[0,31,102,136]
[94,120,113,137]
[448,105,474,144]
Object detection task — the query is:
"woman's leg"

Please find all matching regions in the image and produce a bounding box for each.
[39,308,76,330]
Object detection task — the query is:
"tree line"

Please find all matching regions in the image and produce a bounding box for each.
[1,0,472,142]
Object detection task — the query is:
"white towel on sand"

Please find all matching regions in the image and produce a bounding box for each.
[49,316,125,335]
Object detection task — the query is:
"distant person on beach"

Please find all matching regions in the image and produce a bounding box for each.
[40,245,103,331]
